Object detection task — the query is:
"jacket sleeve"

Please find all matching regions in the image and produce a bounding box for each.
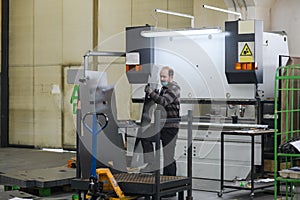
[149,88,177,107]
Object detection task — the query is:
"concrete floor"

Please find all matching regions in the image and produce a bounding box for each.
[0,147,276,199]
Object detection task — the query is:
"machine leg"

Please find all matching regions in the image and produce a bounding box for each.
[78,191,83,200]
[178,191,184,200]
[186,196,193,200]
[83,191,88,200]
[145,195,151,200]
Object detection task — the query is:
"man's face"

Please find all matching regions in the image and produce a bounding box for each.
[160,68,170,83]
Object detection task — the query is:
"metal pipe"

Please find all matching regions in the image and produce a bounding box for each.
[155,9,195,28]
[81,51,125,82]
[203,4,242,19]
[76,107,82,199]
[85,51,125,57]
[181,122,268,129]
[1,0,9,147]
[81,54,89,83]
[187,110,193,199]
[76,107,82,178]
[154,110,161,199]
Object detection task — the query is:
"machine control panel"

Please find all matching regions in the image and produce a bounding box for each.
[225,20,263,84]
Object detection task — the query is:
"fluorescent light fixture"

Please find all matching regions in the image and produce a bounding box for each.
[155,8,195,28]
[203,4,242,19]
[141,28,222,38]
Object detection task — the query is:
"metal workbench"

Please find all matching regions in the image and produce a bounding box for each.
[218,129,274,198]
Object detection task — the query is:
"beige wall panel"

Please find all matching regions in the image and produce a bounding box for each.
[9,67,34,145]
[34,0,62,65]
[34,66,62,148]
[9,110,34,145]
[132,0,167,27]
[99,0,131,52]
[113,67,131,120]
[255,7,271,31]
[167,0,193,29]
[10,0,34,66]
[9,67,34,110]
[132,0,193,29]
[194,0,227,30]
[271,0,300,57]
[62,66,79,149]
[62,0,93,64]
[95,8,128,122]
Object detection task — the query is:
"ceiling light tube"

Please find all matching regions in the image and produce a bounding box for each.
[141,28,222,38]
[203,4,242,19]
[155,9,195,28]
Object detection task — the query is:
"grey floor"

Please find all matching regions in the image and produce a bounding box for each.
[0,147,276,199]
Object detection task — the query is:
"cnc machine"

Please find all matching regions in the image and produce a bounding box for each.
[125,20,289,190]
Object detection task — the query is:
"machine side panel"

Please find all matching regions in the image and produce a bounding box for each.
[79,80,127,177]
[126,26,154,84]
[255,20,264,83]
[225,21,239,83]
[258,32,289,100]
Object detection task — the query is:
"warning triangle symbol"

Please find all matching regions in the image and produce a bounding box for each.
[240,43,253,56]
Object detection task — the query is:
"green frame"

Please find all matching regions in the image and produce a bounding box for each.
[274,65,300,199]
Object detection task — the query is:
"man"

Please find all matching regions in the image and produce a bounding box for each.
[142,66,180,176]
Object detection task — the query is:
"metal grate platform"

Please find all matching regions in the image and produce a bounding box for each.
[115,173,191,196]
[72,172,191,198]
[114,173,185,184]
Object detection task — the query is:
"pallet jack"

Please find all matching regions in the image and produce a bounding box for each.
[82,112,134,200]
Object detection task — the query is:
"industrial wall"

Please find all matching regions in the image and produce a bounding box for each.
[8,0,194,149]
[271,0,300,57]
[6,0,300,148]
[9,0,92,148]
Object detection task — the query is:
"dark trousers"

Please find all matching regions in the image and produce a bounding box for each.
[141,127,179,176]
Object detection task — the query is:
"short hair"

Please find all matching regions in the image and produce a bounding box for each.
[161,66,174,77]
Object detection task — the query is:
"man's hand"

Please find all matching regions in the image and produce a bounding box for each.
[144,84,153,94]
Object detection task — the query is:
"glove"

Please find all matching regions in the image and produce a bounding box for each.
[144,84,153,94]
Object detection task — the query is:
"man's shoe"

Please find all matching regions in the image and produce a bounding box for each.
[139,163,155,174]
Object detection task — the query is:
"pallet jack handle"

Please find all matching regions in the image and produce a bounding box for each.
[82,112,108,135]
[82,112,108,178]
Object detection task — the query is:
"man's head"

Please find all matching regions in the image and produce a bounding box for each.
[160,66,174,86]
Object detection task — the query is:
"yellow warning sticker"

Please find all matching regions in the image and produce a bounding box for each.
[238,42,254,62]
[240,43,253,56]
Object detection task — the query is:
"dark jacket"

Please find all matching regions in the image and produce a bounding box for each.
[149,81,180,128]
